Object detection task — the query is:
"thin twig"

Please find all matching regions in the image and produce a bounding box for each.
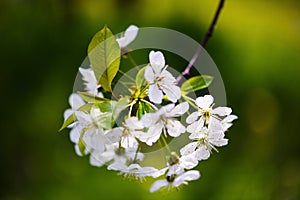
[176,0,225,83]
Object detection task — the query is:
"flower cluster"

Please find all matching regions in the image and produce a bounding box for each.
[60,25,237,192]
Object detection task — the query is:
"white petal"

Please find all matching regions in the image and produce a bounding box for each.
[223,115,238,123]
[195,146,210,160]
[75,111,92,125]
[137,123,163,145]
[160,69,177,84]
[105,127,123,144]
[150,180,169,192]
[90,152,105,167]
[79,67,98,94]
[180,142,198,156]
[148,84,163,104]
[125,117,143,129]
[108,162,127,171]
[166,120,186,137]
[121,136,138,149]
[186,111,200,124]
[214,138,228,146]
[195,95,214,109]
[141,113,160,127]
[116,25,138,48]
[69,126,81,143]
[161,84,181,103]
[116,25,139,48]
[68,93,85,109]
[149,51,165,72]
[213,107,232,116]
[151,167,168,178]
[180,155,198,169]
[144,66,155,82]
[173,170,200,187]
[186,120,204,135]
[64,109,73,121]
[168,102,189,117]
[74,145,83,156]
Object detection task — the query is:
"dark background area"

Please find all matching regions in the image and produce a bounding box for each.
[1,0,300,199]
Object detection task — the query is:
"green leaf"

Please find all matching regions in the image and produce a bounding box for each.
[95,112,114,129]
[88,25,121,92]
[78,103,93,113]
[181,75,214,94]
[97,101,117,113]
[59,113,76,132]
[113,96,130,120]
[78,128,87,155]
[135,66,146,88]
[59,103,93,132]
[78,92,109,103]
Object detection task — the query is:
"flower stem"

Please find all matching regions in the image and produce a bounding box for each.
[160,135,171,154]
[133,145,141,163]
[176,0,225,83]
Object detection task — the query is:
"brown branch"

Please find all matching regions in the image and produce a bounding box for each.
[177,0,225,83]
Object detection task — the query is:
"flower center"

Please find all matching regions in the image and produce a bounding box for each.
[114,147,125,156]
[166,174,176,182]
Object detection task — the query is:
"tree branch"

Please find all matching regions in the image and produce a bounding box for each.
[177,0,225,83]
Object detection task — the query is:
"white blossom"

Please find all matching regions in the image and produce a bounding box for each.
[73,108,118,158]
[116,25,139,48]
[79,67,103,96]
[144,51,181,104]
[221,114,238,131]
[64,93,85,122]
[186,95,232,132]
[96,143,144,167]
[112,117,145,149]
[108,163,164,181]
[181,121,228,161]
[150,170,200,192]
[137,102,189,146]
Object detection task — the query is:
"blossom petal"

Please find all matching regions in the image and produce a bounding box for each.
[141,113,160,127]
[160,69,177,84]
[213,107,232,116]
[69,93,85,110]
[195,146,210,160]
[116,25,139,48]
[223,114,238,123]
[121,136,138,149]
[168,102,189,117]
[69,126,81,143]
[187,119,204,135]
[166,119,186,137]
[150,180,169,192]
[105,127,123,144]
[79,67,99,94]
[186,111,200,124]
[137,123,163,145]
[180,142,198,156]
[148,84,163,104]
[161,84,181,103]
[144,66,155,82]
[180,155,198,169]
[64,109,73,121]
[75,111,92,125]
[173,170,200,187]
[149,51,165,72]
[125,117,144,129]
[195,95,214,109]
[90,151,105,167]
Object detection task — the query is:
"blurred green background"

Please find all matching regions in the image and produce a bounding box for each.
[1,0,300,199]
